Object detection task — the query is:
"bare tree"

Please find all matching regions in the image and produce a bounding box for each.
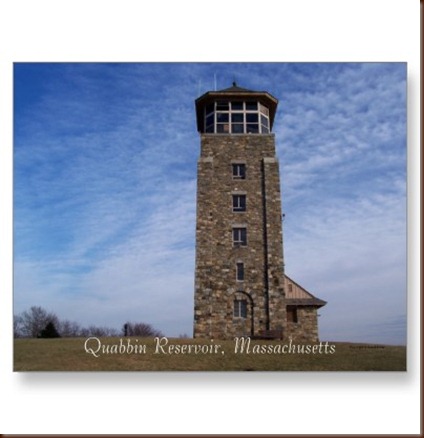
[19,306,60,338]
[122,321,163,337]
[58,319,81,337]
[14,306,126,338]
[86,325,119,337]
[79,327,90,337]
[14,315,23,338]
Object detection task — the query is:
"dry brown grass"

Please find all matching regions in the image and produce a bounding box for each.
[14,337,406,371]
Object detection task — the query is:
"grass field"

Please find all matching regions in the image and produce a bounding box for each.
[14,336,406,371]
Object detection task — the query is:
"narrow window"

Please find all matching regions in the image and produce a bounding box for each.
[246,113,258,123]
[259,103,269,116]
[216,112,229,123]
[233,227,247,246]
[216,101,229,111]
[236,262,244,281]
[215,112,229,133]
[245,101,258,111]
[287,306,298,323]
[260,114,269,133]
[232,194,246,212]
[232,163,246,180]
[231,101,243,110]
[231,113,244,134]
[217,124,229,133]
[231,113,244,123]
[205,113,214,133]
[234,299,247,318]
[205,103,214,114]
[246,123,259,133]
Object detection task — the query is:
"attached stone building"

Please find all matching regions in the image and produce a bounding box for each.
[193,83,326,341]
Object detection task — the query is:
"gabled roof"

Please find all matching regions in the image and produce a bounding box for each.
[284,274,327,308]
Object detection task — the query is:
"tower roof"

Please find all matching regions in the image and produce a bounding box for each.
[218,82,259,93]
[195,83,279,132]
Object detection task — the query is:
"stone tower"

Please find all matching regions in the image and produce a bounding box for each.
[193,83,326,341]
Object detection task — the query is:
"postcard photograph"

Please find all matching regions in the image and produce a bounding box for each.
[13,62,407,371]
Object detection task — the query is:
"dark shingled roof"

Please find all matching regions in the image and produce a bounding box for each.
[218,82,260,93]
[285,298,327,308]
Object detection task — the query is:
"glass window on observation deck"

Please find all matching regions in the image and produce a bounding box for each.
[204,100,270,134]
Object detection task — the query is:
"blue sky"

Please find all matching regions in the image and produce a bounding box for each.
[14,62,407,344]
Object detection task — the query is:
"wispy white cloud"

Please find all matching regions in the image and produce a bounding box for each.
[273,64,406,345]
[14,174,197,334]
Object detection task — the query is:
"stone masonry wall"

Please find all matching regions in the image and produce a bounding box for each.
[286,307,319,343]
[193,134,286,339]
